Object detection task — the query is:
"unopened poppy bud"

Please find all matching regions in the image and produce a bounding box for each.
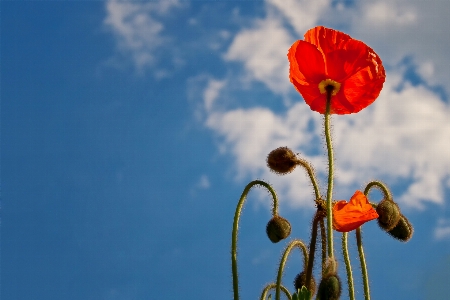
[388,214,413,242]
[267,147,298,175]
[317,274,341,300]
[266,215,291,243]
[376,199,401,231]
[294,271,316,296]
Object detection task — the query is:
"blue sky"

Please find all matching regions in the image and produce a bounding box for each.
[3,0,450,299]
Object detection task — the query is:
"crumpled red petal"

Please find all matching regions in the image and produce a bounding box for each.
[287,26,386,115]
[333,191,379,232]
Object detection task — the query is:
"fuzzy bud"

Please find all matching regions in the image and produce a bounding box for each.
[266,215,291,243]
[294,271,316,296]
[388,214,413,242]
[317,274,341,300]
[267,147,298,175]
[376,199,401,231]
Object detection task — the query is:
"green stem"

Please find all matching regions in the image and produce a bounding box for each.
[324,89,334,258]
[305,213,322,291]
[319,218,327,276]
[276,239,309,300]
[295,158,322,200]
[342,232,355,300]
[231,180,279,300]
[356,227,371,300]
[364,180,392,201]
[260,283,292,300]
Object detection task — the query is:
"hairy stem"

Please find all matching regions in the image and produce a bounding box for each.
[324,89,334,258]
[356,227,371,300]
[320,218,327,276]
[275,239,309,300]
[305,213,322,290]
[342,232,355,300]
[295,158,322,201]
[260,283,292,300]
[231,180,279,300]
[364,180,392,202]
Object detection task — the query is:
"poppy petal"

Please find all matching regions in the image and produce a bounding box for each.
[333,191,379,232]
[288,26,385,115]
[304,26,352,56]
[288,40,326,85]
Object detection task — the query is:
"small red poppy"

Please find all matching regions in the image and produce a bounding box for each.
[333,190,379,232]
[288,26,385,114]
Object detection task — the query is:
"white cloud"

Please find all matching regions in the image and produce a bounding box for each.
[200,0,450,210]
[267,0,329,35]
[350,0,450,89]
[222,0,328,96]
[103,0,181,73]
[204,70,450,209]
[203,79,226,112]
[434,219,450,240]
[224,15,293,95]
[197,175,211,189]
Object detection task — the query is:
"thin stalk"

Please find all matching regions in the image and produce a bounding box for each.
[356,227,371,300]
[342,232,355,300]
[305,213,322,290]
[324,89,334,258]
[295,158,322,200]
[231,180,279,300]
[320,218,327,276]
[260,283,292,300]
[364,180,393,202]
[275,239,309,300]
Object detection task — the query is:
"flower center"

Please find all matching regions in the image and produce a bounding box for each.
[318,79,341,96]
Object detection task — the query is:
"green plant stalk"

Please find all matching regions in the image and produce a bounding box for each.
[260,283,292,300]
[320,218,327,276]
[305,213,321,290]
[231,180,279,300]
[324,89,334,258]
[342,232,355,300]
[275,239,309,300]
[295,158,322,200]
[364,180,392,201]
[356,227,371,300]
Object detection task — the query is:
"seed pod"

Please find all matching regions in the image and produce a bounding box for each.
[376,199,401,231]
[266,215,291,243]
[317,274,341,300]
[387,214,413,242]
[267,147,298,175]
[294,270,316,296]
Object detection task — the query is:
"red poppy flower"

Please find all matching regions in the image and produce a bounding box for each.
[288,26,385,114]
[333,190,379,232]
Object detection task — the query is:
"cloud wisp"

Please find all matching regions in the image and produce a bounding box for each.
[103,0,182,74]
[201,0,450,209]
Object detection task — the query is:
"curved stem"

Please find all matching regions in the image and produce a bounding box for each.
[231,180,279,300]
[295,158,322,200]
[356,227,371,300]
[319,218,327,276]
[364,180,392,202]
[275,239,309,300]
[260,283,292,300]
[324,89,334,258]
[342,232,355,300]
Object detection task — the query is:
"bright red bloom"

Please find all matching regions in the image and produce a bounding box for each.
[288,26,385,114]
[333,191,379,232]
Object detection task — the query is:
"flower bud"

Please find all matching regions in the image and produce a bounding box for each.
[266,215,291,243]
[317,274,341,300]
[294,271,316,296]
[388,214,413,242]
[376,199,401,231]
[267,147,298,175]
